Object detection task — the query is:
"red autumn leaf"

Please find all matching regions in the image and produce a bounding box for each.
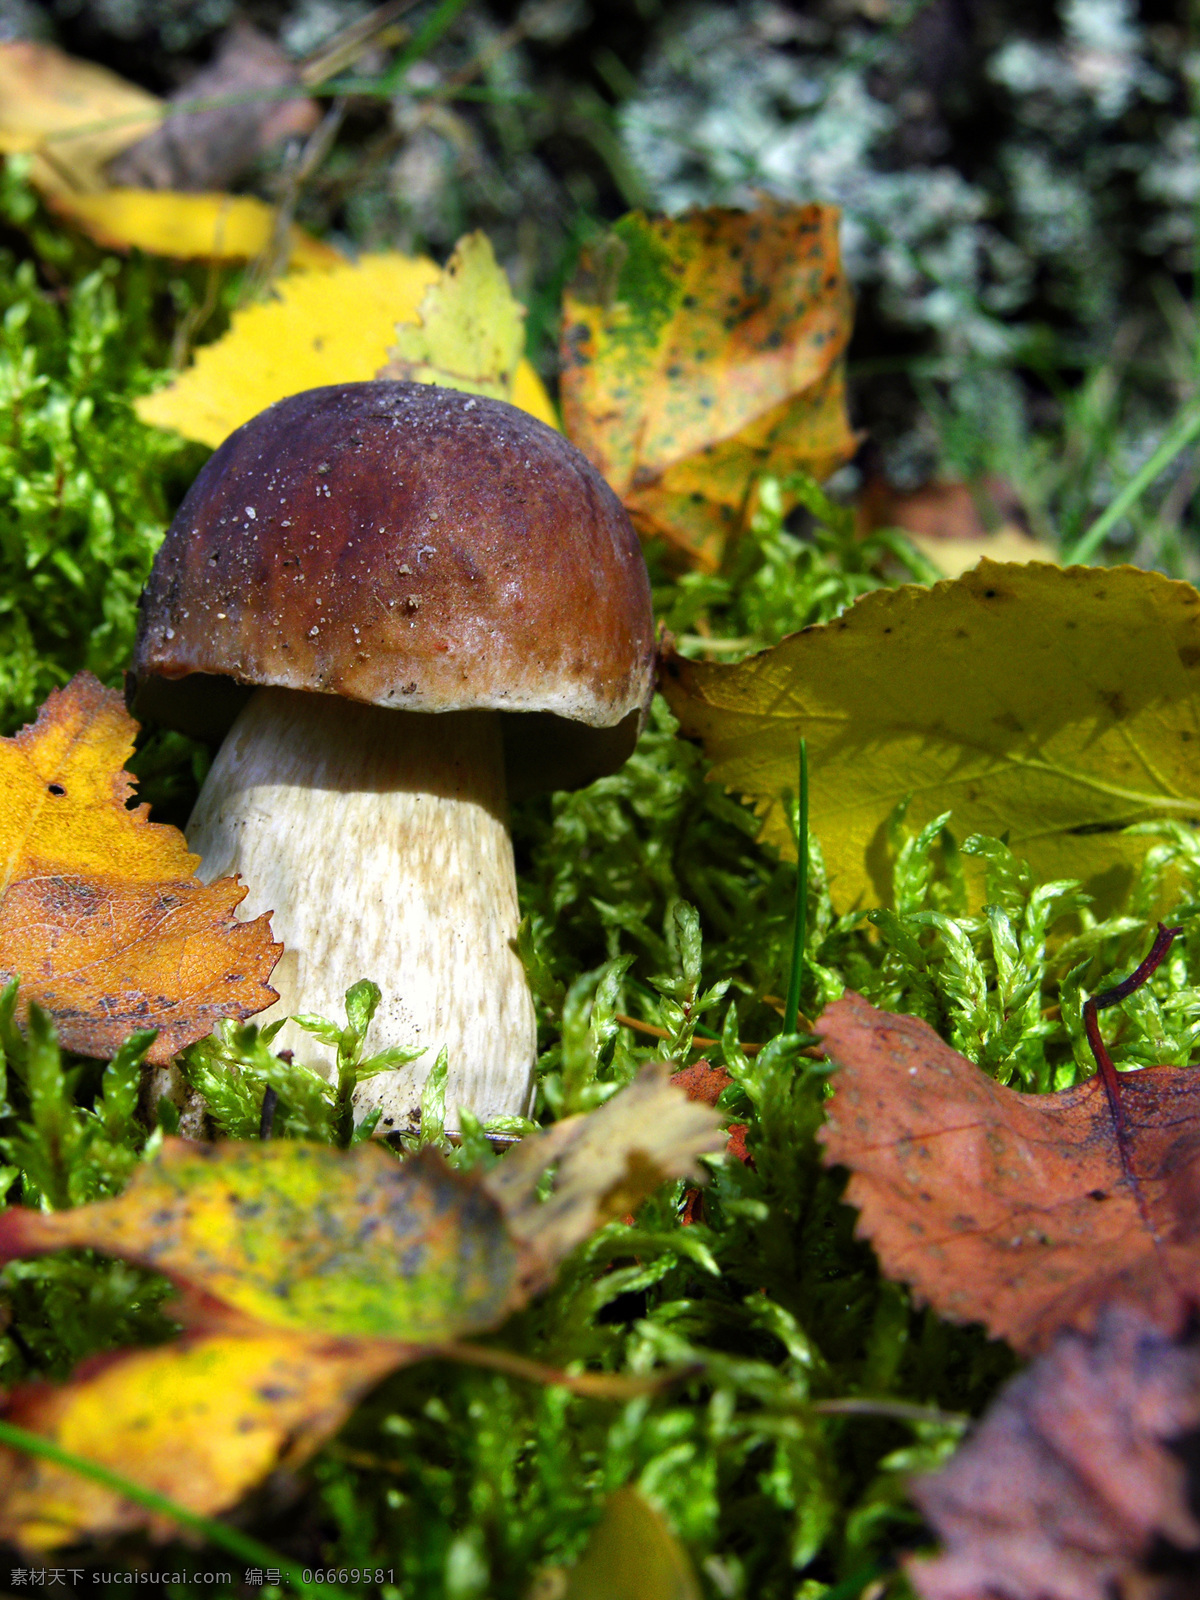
[908,1303,1200,1600]
[816,991,1200,1354]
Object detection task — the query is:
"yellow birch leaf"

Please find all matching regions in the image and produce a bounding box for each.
[377,230,524,400]
[560,204,857,569]
[136,249,556,448]
[0,40,160,193]
[660,561,1200,913]
[0,673,279,1062]
[0,1329,401,1552]
[45,186,340,267]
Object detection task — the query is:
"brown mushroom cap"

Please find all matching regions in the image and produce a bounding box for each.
[129,381,656,792]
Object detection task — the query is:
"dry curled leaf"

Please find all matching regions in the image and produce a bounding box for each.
[908,1304,1200,1600]
[560,203,856,569]
[817,991,1200,1354]
[662,561,1200,913]
[858,475,1057,579]
[106,22,318,193]
[0,1329,400,1554]
[0,673,279,1063]
[486,1060,725,1291]
[136,248,556,449]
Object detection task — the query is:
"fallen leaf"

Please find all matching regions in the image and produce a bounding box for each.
[0,1137,523,1342]
[859,475,1057,578]
[487,1061,726,1291]
[560,203,857,569]
[106,22,319,193]
[670,1062,750,1223]
[661,560,1200,912]
[0,40,160,193]
[816,991,1200,1354]
[0,1067,722,1548]
[45,187,339,267]
[0,38,333,268]
[377,231,525,401]
[0,1328,400,1553]
[136,248,556,448]
[0,1063,723,1335]
[563,1487,702,1600]
[0,673,279,1064]
[907,1303,1200,1600]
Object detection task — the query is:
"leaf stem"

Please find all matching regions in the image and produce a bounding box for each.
[0,1418,351,1600]
[783,739,809,1036]
[1063,404,1200,563]
[1082,921,1182,1196]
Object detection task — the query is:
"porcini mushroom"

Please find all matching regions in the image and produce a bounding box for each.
[128,381,654,1131]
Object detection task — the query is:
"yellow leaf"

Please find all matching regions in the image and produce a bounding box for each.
[564,1488,701,1600]
[377,230,525,400]
[136,248,557,448]
[660,561,1200,912]
[0,673,279,1062]
[0,1329,400,1552]
[45,186,340,267]
[560,204,857,568]
[0,40,160,193]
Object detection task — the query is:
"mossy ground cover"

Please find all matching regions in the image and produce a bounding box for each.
[2,171,1200,1600]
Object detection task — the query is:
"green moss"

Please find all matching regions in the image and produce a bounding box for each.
[2,164,1199,1599]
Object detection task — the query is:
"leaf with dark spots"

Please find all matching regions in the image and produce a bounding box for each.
[560,203,856,568]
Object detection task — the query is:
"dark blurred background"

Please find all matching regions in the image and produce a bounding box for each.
[5,0,1200,564]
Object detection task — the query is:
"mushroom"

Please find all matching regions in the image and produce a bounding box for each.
[128,381,654,1131]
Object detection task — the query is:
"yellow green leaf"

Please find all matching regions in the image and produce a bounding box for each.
[560,204,856,569]
[660,560,1200,912]
[563,1488,701,1600]
[0,1064,722,1336]
[377,230,525,401]
[136,247,557,448]
[46,186,339,267]
[0,1137,524,1342]
[0,1329,400,1552]
[0,673,279,1063]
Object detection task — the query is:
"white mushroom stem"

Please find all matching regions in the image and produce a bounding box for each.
[185,686,535,1133]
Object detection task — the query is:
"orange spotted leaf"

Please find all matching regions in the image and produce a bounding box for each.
[0,673,279,1062]
[560,204,856,568]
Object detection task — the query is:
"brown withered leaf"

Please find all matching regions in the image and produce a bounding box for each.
[0,673,279,1062]
[908,1303,1200,1600]
[858,475,1057,579]
[817,991,1200,1354]
[106,22,319,194]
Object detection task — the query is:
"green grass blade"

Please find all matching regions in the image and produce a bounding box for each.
[783,739,809,1035]
[0,1418,353,1600]
[1063,402,1200,564]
